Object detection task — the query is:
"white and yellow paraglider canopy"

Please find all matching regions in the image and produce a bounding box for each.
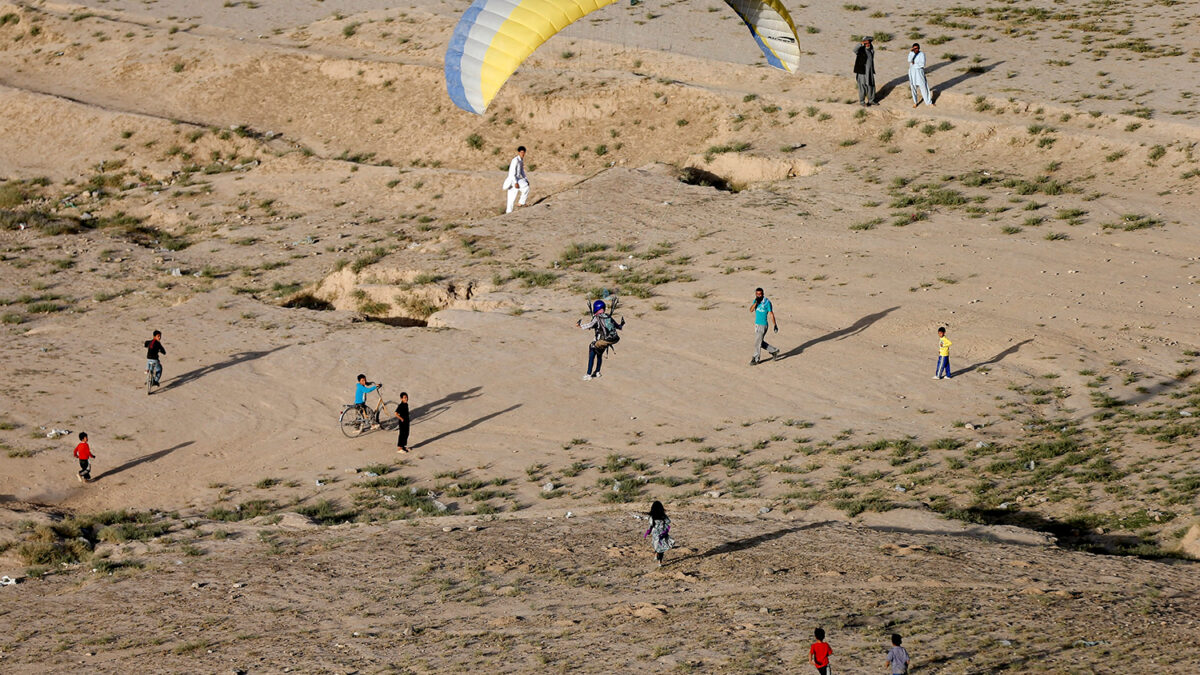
[444,0,803,114]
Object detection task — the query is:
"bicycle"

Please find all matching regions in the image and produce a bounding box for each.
[146,359,162,395]
[339,385,397,438]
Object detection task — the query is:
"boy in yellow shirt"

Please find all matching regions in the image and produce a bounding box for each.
[935,326,952,379]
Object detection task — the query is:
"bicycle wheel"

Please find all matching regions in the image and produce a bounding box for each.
[377,401,398,430]
[339,407,366,438]
[146,368,154,395]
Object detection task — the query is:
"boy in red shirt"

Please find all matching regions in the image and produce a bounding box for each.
[74,432,95,482]
[809,627,832,675]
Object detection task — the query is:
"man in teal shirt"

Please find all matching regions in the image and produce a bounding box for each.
[750,287,780,364]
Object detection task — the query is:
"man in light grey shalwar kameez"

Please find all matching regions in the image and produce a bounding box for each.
[853,36,877,106]
[908,43,933,107]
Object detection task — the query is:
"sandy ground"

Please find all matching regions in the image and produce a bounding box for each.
[0,0,1198,670]
[1,511,1199,673]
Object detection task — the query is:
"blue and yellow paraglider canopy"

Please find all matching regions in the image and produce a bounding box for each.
[445,0,803,114]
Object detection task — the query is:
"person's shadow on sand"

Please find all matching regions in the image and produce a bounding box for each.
[776,306,899,360]
[957,338,1032,376]
[92,441,194,482]
[932,60,1005,101]
[158,346,288,393]
[876,59,1002,103]
[876,60,956,102]
[410,404,521,450]
[665,522,833,566]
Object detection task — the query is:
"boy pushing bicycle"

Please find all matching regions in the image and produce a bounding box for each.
[355,374,382,429]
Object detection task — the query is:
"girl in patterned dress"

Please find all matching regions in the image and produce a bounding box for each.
[643,501,674,566]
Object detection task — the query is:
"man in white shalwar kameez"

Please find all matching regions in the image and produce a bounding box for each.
[907,43,933,108]
[503,146,529,213]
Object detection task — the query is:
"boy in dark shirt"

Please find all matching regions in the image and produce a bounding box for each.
[395,392,410,453]
[74,432,95,482]
[145,330,166,386]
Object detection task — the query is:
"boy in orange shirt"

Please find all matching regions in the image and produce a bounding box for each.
[74,432,95,482]
[809,626,832,674]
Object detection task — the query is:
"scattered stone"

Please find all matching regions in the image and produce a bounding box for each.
[542,482,555,492]
[565,511,574,518]
[632,603,668,619]
[759,606,770,614]
[431,500,448,513]
[758,506,771,514]
[965,423,975,430]
[705,491,722,498]
[190,582,207,589]
[232,582,246,589]
[1181,410,1193,417]
[894,485,907,493]
[442,526,456,533]
[976,441,989,449]
[467,525,479,532]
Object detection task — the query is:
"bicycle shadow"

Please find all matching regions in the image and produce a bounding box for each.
[159,346,289,392]
[410,386,484,426]
[92,441,194,482]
